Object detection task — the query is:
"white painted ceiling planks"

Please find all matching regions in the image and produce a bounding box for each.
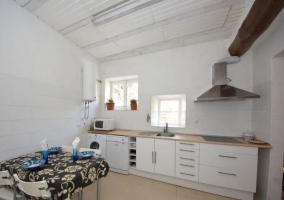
[16,0,246,62]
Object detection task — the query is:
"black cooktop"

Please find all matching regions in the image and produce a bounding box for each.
[202,136,243,144]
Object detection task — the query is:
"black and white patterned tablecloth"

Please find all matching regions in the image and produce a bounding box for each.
[0,152,109,200]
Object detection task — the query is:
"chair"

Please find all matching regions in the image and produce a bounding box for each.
[61,145,73,153]
[79,148,102,158]
[14,174,83,200]
[0,171,20,200]
[13,174,52,200]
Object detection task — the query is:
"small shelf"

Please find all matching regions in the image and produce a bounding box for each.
[129,137,137,143]
[129,137,137,169]
[129,163,136,168]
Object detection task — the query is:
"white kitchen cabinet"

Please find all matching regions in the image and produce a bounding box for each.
[200,150,258,171]
[199,143,258,193]
[175,140,200,182]
[176,148,199,157]
[199,165,257,192]
[155,139,175,176]
[136,138,175,176]
[176,167,199,182]
[176,141,199,149]
[136,138,155,173]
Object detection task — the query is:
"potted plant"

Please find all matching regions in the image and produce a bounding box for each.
[106,98,115,110]
[130,99,137,110]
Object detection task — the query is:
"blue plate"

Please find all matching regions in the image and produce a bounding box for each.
[48,147,62,154]
[21,159,46,170]
[78,151,94,159]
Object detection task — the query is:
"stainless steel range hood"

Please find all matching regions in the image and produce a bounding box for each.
[194,62,260,102]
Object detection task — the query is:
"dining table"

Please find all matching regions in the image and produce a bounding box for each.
[0,151,109,200]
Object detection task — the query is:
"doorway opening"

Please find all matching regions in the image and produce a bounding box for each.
[271,50,284,200]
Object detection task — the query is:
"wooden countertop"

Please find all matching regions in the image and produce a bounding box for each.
[88,130,272,149]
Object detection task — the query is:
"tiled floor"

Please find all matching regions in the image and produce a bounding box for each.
[77,171,237,200]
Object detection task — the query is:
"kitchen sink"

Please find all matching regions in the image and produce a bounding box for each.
[156,133,175,137]
[202,136,243,144]
[139,132,159,137]
[138,132,175,137]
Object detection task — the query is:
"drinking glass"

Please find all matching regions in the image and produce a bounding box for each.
[73,148,78,162]
[42,150,48,164]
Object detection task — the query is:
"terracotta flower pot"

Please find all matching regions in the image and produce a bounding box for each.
[106,103,115,110]
[130,103,137,110]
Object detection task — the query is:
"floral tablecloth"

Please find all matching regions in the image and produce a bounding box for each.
[0,152,109,200]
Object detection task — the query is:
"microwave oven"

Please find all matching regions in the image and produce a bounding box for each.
[93,119,114,130]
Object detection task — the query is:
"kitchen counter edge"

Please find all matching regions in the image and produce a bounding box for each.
[88,130,271,149]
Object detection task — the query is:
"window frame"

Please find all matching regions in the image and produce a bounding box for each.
[158,98,182,126]
[151,94,186,128]
[110,78,138,110]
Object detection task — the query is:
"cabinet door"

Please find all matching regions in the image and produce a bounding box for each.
[137,138,155,173]
[154,139,175,176]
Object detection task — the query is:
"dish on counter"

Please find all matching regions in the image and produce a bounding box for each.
[21,159,46,170]
[249,140,267,145]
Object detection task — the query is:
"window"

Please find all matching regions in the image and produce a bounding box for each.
[105,75,138,110]
[151,94,186,127]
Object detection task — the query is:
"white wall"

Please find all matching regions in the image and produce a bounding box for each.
[271,52,284,200]
[251,16,284,200]
[0,0,100,161]
[100,39,254,136]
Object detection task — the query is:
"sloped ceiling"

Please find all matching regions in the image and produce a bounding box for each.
[15,0,246,62]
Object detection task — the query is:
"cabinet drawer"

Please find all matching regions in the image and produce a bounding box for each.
[176,148,199,157]
[176,154,199,164]
[200,151,257,171]
[176,141,199,149]
[199,165,257,192]
[176,161,198,172]
[200,143,258,156]
[176,167,198,182]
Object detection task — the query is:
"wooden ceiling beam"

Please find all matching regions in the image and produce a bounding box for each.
[229,0,284,56]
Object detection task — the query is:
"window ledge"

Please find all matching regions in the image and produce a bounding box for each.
[105,110,138,111]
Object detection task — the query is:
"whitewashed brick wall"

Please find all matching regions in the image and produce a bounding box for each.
[0,0,100,161]
[100,39,254,137]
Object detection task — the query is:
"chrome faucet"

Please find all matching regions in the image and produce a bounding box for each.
[163,122,168,133]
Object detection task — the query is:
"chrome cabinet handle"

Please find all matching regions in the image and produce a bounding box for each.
[219,155,237,159]
[180,149,195,152]
[152,151,154,164]
[180,143,194,145]
[180,172,195,176]
[179,164,194,168]
[180,157,195,161]
[218,172,237,176]
[154,151,156,164]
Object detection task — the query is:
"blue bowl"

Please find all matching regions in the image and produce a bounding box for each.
[78,151,94,159]
[21,159,46,170]
[48,147,62,154]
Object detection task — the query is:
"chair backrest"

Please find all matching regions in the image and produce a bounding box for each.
[0,171,14,186]
[62,145,73,153]
[79,148,101,157]
[13,174,51,198]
